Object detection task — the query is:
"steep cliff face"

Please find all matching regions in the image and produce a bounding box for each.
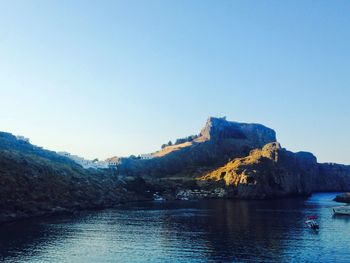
[199,143,318,198]
[117,117,277,177]
[200,117,276,147]
[199,142,350,198]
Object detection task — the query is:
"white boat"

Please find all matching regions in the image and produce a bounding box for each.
[333,206,350,215]
[305,216,319,230]
[153,193,165,201]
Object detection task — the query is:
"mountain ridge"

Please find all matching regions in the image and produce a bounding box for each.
[1,116,350,223]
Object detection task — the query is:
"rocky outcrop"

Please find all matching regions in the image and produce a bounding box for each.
[116,117,350,198]
[199,143,317,198]
[334,193,350,203]
[117,117,277,178]
[315,163,350,191]
[199,142,350,199]
[199,117,276,146]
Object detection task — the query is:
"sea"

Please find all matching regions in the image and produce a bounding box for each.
[0,193,349,263]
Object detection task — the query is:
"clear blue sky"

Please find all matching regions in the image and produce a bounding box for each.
[0,1,349,164]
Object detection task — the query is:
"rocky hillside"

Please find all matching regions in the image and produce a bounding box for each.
[0,132,77,165]
[0,132,152,223]
[1,117,350,223]
[117,117,277,177]
[199,142,350,199]
[116,117,350,197]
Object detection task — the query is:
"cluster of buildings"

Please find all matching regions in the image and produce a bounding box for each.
[57,151,113,169]
[57,151,155,170]
[139,153,154,160]
[176,188,226,200]
[15,134,155,169]
[105,156,120,167]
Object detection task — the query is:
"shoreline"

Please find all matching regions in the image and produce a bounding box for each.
[1,191,344,226]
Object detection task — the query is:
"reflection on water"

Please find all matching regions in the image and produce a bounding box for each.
[0,193,349,262]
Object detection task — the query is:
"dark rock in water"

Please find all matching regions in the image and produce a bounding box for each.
[334,193,350,203]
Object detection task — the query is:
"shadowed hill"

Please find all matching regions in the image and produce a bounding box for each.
[0,132,77,166]
[0,133,150,223]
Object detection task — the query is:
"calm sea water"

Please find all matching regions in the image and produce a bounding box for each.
[0,193,349,263]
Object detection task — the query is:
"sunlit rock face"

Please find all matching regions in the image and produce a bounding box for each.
[199,143,318,198]
[199,142,350,199]
[117,117,277,178]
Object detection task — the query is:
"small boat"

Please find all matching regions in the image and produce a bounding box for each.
[333,206,350,215]
[153,193,165,201]
[305,216,319,230]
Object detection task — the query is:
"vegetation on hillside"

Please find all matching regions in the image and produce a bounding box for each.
[0,132,151,223]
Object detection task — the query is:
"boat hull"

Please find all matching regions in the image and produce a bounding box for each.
[333,207,350,215]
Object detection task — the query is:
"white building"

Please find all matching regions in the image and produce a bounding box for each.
[16,135,30,143]
[57,151,109,169]
[106,156,121,168]
[140,153,154,160]
[108,161,119,167]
